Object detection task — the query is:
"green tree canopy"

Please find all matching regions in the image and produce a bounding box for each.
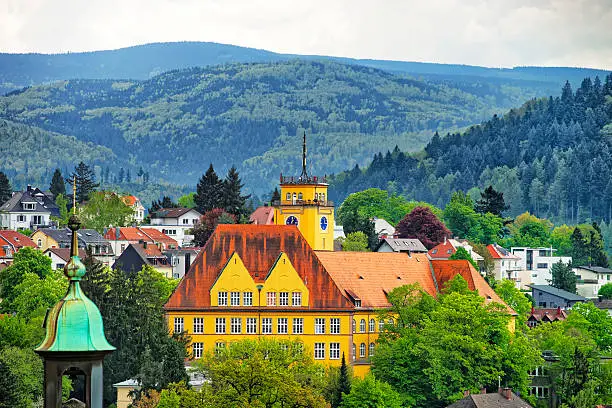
[494,279,532,327]
[340,374,402,408]
[0,247,53,310]
[449,247,478,269]
[342,231,369,252]
[50,168,66,198]
[80,191,135,233]
[177,192,196,209]
[339,208,378,250]
[475,185,509,216]
[550,260,577,294]
[599,283,612,299]
[551,224,574,256]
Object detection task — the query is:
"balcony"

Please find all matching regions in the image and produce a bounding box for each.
[272,199,334,207]
[280,175,328,185]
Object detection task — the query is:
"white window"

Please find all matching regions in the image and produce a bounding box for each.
[369,319,375,332]
[330,318,340,334]
[352,319,356,333]
[215,342,225,354]
[17,215,26,222]
[246,318,257,334]
[369,343,375,357]
[267,292,276,306]
[360,319,366,333]
[243,292,253,306]
[231,317,242,334]
[352,343,356,360]
[230,291,240,306]
[314,343,325,360]
[329,343,340,360]
[192,342,203,359]
[360,343,366,358]
[24,203,35,210]
[354,299,361,308]
[262,318,272,334]
[279,292,289,306]
[193,317,204,334]
[286,193,291,201]
[292,318,303,334]
[277,318,288,334]
[379,319,385,331]
[215,318,226,334]
[315,318,325,334]
[298,192,303,200]
[292,292,301,306]
[218,291,228,306]
[174,317,184,333]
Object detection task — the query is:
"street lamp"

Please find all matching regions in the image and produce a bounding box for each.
[256,284,264,338]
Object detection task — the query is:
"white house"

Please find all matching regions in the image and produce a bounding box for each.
[372,217,395,239]
[511,247,572,287]
[574,265,612,299]
[376,237,428,253]
[0,186,59,230]
[145,207,202,247]
[486,244,522,286]
[163,248,201,279]
[122,195,146,224]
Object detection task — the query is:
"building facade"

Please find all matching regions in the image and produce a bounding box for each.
[573,266,612,299]
[511,247,571,287]
[487,244,522,286]
[0,186,59,230]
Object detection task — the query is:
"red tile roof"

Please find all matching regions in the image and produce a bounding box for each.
[249,206,275,225]
[428,239,456,259]
[487,244,520,260]
[165,224,354,311]
[315,252,437,308]
[0,230,37,250]
[104,227,178,248]
[431,260,515,314]
[528,307,567,322]
[45,248,88,262]
[122,195,139,206]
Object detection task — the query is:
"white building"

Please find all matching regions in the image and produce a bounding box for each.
[145,207,202,247]
[122,195,146,224]
[511,247,572,287]
[0,186,59,230]
[486,244,522,286]
[372,217,395,239]
[574,266,612,299]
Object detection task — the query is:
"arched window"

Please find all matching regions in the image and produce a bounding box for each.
[359,343,366,358]
[387,318,394,326]
[298,192,303,200]
[322,193,326,202]
[379,319,385,331]
[359,319,366,333]
[369,319,375,332]
[37,239,42,247]
[352,343,356,360]
[286,193,291,201]
[369,343,375,357]
[352,319,356,333]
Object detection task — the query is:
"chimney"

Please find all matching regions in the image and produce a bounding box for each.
[443,236,447,244]
[501,387,511,400]
[143,241,147,249]
[115,227,120,240]
[27,185,32,192]
[480,387,486,394]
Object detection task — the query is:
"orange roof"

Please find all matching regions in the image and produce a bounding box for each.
[141,228,178,248]
[428,239,456,259]
[104,227,177,248]
[528,307,567,322]
[165,224,353,311]
[249,206,275,225]
[487,244,520,260]
[315,252,437,308]
[122,195,139,206]
[0,230,37,256]
[431,260,515,314]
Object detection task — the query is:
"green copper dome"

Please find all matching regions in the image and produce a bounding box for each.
[36,213,115,354]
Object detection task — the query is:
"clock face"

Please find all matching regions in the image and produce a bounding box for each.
[320,216,328,231]
[286,216,299,226]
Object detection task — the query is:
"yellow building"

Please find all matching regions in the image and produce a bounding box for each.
[272,133,334,251]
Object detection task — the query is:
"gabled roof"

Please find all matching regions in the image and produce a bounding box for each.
[528,307,567,322]
[373,217,395,236]
[0,230,37,250]
[164,224,353,311]
[315,252,437,308]
[141,228,179,248]
[104,227,178,248]
[44,248,88,262]
[446,391,532,408]
[152,207,199,219]
[429,239,484,261]
[35,228,108,245]
[0,188,58,216]
[122,195,140,207]
[527,285,586,302]
[249,206,275,225]
[431,260,515,314]
[574,265,612,274]
[487,244,520,260]
[376,238,428,253]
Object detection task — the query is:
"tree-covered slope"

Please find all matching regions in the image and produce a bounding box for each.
[0,60,528,194]
[330,75,612,225]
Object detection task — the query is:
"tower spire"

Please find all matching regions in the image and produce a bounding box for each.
[69,175,79,258]
[300,131,308,179]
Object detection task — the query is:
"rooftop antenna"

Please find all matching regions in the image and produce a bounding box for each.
[300,131,308,179]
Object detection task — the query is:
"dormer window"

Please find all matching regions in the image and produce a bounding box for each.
[23,203,36,210]
[355,299,361,308]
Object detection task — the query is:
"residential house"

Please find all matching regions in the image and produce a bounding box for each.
[249,206,274,225]
[0,230,37,265]
[446,388,532,408]
[0,186,59,230]
[122,195,145,224]
[487,244,522,286]
[376,237,428,254]
[527,307,568,328]
[528,285,586,309]
[593,299,612,316]
[428,238,484,263]
[44,248,88,270]
[511,247,571,287]
[104,227,178,257]
[573,265,612,299]
[163,248,200,279]
[164,224,512,377]
[31,227,114,266]
[112,242,172,277]
[372,217,395,239]
[145,207,202,247]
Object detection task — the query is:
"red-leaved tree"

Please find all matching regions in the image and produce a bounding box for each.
[396,206,450,249]
[192,208,236,246]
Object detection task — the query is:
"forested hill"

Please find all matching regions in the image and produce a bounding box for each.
[330,75,612,225]
[0,59,547,195]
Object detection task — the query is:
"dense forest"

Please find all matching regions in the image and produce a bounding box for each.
[330,74,612,225]
[0,59,562,196]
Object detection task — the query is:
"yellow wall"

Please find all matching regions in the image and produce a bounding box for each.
[115,386,135,408]
[30,230,59,252]
[274,183,334,251]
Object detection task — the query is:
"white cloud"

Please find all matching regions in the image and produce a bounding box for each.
[0,0,610,69]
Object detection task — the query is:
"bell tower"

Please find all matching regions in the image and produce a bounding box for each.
[273,132,334,251]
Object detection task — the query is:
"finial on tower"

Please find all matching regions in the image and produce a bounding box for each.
[300,131,308,179]
[72,175,77,215]
[67,175,81,261]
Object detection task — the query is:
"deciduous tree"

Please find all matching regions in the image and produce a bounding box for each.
[192,208,236,247]
[342,231,369,252]
[80,191,135,232]
[599,283,612,299]
[396,206,450,249]
[340,374,401,408]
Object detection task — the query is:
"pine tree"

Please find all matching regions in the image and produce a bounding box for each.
[194,164,223,214]
[335,353,351,407]
[49,168,66,198]
[589,223,609,267]
[475,185,509,216]
[271,187,281,204]
[570,227,589,267]
[0,171,12,205]
[118,167,125,184]
[550,260,577,293]
[67,162,99,203]
[222,166,250,218]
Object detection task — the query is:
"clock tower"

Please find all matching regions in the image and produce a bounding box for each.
[273,132,334,251]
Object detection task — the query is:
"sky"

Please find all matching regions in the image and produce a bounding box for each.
[1,0,612,69]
